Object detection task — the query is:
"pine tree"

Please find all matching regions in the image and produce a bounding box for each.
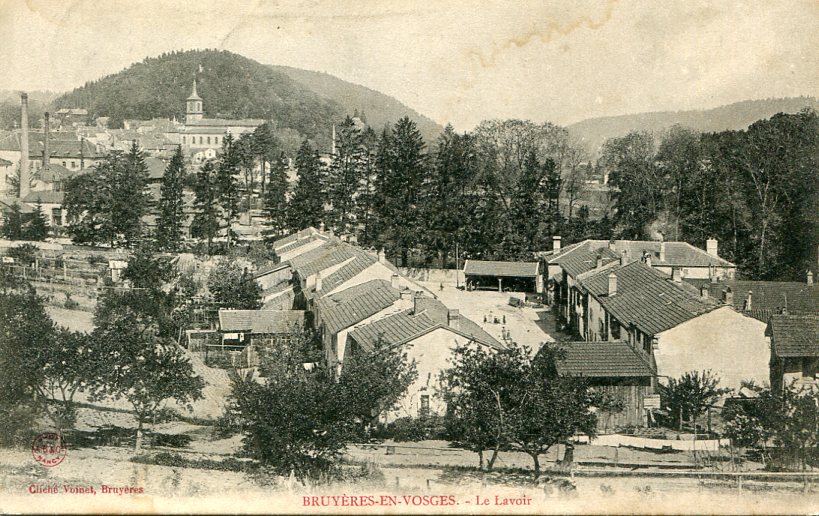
[25,200,50,241]
[372,117,427,266]
[286,140,326,232]
[262,152,288,240]
[1,203,24,240]
[250,123,279,197]
[155,146,187,251]
[355,127,379,245]
[327,116,365,234]
[216,134,241,248]
[190,160,221,255]
[113,142,151,248]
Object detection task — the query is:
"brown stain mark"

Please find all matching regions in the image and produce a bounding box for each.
[466,0,620,69]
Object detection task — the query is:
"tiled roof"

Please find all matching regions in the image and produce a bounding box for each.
[318,247,380,294]
[298,243,359,279]
[768,315,819,358]
[254,262,291,279]
[0,196,35,213]
[218,309,305,334]
[273,227,321,250]
[0,132,100,159]
[33,164,75,183]
[186,118,265,127]
[560,247,621,278]
[144,157,167,180]
[316,279,400,335]
[349,298,504,353]
[22,191,65,204]
[464,260,539,278]
[413,297,503,349]
[705,280,819,314]
[348,309,439,352]
[580,261,720,336]
[275,233,330,257]
[0,157,12,166]
[548,239,734,268]
[555,341,655,378]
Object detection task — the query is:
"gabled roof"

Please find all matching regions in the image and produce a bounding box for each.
[0,132,99,159]
[316,279,400,335]
[556,341,656,378]
[144,157,167,180]
[218,309,305,334]
[348,299,504,353]
[275,232,330,257]
[705,280,819,315]
[273,227,321,250]
[464,260,539,278]
[580,261,720,336]
[560,247,620,278]
[316,247,383,295]
[33,163,74,183]
[185,118,265,128]
[768,315,819,358]
[22,191,65,204]
[548,239,734,268]
[0,196,35,213]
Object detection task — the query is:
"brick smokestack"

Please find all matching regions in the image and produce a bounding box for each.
[43,112,50,169]
[19,93,30,198]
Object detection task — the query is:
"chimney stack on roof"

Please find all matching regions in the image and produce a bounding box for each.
[315,272,322,292]
[700,285,709,300]
[706,238,719,257]
[659,241,666,263]
[608,240,616,251]
[391,273,400,290]
[620,251,627,266]
[744,291,753,311]
[377,248,386,264]
[19,93,30,199]
[644,253,652,268]
[553,236,562,252]
[596,254,603,269]
[447,309,460,331]
[43,112,50,169]
[607,272,617,296]
[319,222,325,232]
[412,290,423,314]
[672,267,682,283]
[808,270,814,286]
[723,287,734,306]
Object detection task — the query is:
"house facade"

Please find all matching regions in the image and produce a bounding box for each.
[768,314,819,392]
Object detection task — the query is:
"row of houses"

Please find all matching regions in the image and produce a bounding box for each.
[543,236,819,394]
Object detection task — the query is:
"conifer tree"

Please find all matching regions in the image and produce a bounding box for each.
[190,160,221,255]
[216,134,241,247]
[155,146,187,251]
[25,200,50,241]
[1,203,24,240]
[327,116,365,234]
[262,152,289,240]
[114,142,151,248]
[286,140,325,231]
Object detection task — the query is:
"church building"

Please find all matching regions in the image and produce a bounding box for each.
[179,80,265,163]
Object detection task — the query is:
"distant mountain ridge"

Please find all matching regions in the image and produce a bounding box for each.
[568,97,819,155]
[49,49,443,150]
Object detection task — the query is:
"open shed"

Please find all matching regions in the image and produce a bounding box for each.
[463,259,542,293]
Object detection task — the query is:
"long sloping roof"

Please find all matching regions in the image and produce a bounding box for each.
[275,233,330,257]
[548,239,734,268]
[316,279,400,335]
[464,260,539,278]
[22,191,65,204]
[413,297,503,349]
[706,280,819,315]
[556,341,655,378]
[272,227,321,250]
[580,261,720,336]
[768,315,819,358]
[560,247,621,278]
[218,309,305,334]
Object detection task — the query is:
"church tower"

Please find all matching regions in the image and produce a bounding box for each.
[186,80,203,124]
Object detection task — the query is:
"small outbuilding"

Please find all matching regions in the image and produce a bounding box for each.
[463,259,542,293]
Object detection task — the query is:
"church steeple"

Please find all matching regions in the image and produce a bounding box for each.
[186,80,203,124]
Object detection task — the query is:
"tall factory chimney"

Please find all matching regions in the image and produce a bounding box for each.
[43,112,50,169]
[19,93,30,198]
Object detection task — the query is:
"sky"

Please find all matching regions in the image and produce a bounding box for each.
[0,0,816,130]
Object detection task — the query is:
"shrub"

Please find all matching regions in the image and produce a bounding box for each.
[63,293,79,310]
[7,244,38,267]
[86,254,107,266]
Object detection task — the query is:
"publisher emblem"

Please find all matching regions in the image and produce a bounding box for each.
[31,432,67,467]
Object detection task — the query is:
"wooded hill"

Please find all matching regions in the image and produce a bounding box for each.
[50,49,442,148]
[568,97,819,155]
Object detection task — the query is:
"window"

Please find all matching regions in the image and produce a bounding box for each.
[611,318,621,340]
[215,136,219,144]
[70,161,76,169]
[419,394,430,419]
[51,208,62,226]
[62,161,66,167]
[182,136,186,144]
[199,137,203,144]
[207,136,211,145]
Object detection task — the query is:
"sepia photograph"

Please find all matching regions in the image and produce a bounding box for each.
[0,0,817,513]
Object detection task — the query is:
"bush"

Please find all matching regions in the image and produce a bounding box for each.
[7,244,38,267]
[377,416,448,442]
[63,293,80,310]
[86,254,107,266]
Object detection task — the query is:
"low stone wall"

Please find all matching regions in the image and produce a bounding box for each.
[399,267,464,284]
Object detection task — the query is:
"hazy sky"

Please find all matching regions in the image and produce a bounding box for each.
[0,0,816,130]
